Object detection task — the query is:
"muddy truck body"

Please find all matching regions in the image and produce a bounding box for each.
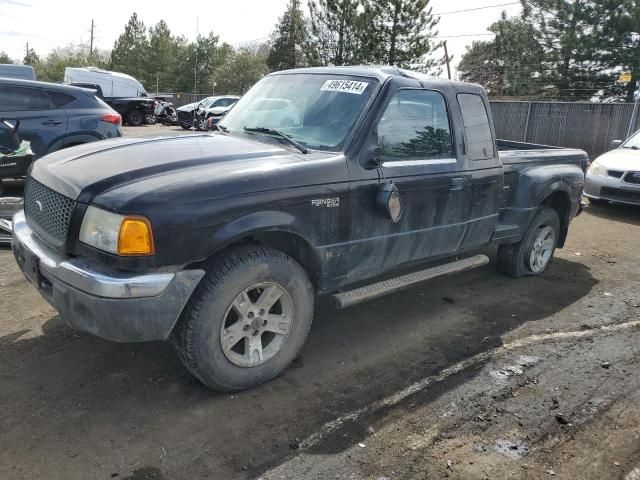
[12,67,587,391]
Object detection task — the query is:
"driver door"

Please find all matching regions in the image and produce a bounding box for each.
[346,82,469,279]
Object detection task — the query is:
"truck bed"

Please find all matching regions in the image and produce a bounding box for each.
[497,139,589,170]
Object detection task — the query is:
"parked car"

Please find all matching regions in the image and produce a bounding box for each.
[584,130,640,206]
[177,96,239,130]
[65,67,155,126]
[0,78,122,159]
[12,66,587,392]
[0,64,36,81]
[0,119,34,194]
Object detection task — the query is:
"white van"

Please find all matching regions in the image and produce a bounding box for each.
[64,67,147,98]
[0,64,36,81]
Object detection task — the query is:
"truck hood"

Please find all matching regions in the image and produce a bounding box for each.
[593,148,640,171]
[30,134,312,204]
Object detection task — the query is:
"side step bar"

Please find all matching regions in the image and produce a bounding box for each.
[330,254,489,309]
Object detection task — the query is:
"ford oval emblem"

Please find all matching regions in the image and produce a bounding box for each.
[35,200,43,212]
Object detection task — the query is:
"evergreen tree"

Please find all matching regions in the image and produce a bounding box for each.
[110,13,149,84]
[459,13,543,97]
[367,0,443,73]
[146,20,180,91]
[23,47,40,67]
[307,0,366,66]
[0,52,12,64]
[458,41,505,96]
[268,0,308,71]
[523,0,640,100]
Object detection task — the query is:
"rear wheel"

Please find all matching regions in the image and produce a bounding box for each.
[497,207,560,278]
[126,110,143,126]
[173,244,314,392]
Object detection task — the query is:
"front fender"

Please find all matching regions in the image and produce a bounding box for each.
[212,210,301,247]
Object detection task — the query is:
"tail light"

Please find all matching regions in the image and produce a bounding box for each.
[101,113,122,126]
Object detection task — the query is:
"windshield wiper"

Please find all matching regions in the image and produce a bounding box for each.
[623,145,639,150]
[243,127,309,154]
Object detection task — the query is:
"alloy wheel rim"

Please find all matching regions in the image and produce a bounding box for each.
[220,282,294,367]
[529,226,555,273]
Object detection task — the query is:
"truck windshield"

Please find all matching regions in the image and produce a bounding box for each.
[220,74,378,151]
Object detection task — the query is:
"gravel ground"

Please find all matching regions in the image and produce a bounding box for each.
[0,130,639,479]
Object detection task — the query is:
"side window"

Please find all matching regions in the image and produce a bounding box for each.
[457,93,494,160]
[378,89,453,162]
[0,86,50,111]
[48,90,77,108]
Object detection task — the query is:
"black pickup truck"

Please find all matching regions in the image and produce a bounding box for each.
[12,67,587,392]
[68,83,155,126]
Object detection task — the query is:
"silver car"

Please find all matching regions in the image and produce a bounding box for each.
[584,130,640,205]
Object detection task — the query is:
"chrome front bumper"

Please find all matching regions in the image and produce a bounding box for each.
[11,210,204,342]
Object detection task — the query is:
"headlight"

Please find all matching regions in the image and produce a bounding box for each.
[79,206,155,256]
[587,161,607,176]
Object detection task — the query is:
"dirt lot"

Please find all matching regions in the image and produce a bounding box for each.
[0,129,639,479]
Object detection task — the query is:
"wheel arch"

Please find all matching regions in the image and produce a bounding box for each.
[192,212,323,288]
[541,190,571,248]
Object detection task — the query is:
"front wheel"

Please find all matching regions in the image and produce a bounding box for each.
[173,245,314,392]
[196,116,208,131]
[497,207,560,278]
[145,113,157,125]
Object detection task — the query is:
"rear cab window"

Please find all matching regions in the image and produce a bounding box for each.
[457,93,495,160]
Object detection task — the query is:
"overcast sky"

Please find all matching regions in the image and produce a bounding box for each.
[0,0,522,78]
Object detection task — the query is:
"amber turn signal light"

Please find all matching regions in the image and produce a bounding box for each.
[118,217,155,256]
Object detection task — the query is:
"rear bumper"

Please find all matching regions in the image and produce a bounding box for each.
[12,210,204,342]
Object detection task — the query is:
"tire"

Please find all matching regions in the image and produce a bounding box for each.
[145,113,157,125]
[173,244,314,392]
[126,110,144,126]
[196,116,208,131]
[497,206,560,278]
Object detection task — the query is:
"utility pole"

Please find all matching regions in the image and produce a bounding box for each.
[25,42,28,63]
[89,19,95,57]
[443,41,451,80]
[194,16,199,94]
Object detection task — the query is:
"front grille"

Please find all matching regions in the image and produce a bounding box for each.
[24,178,75,245]
[601,187,640,204]
[608,170,624,178]
[623,172,640,184]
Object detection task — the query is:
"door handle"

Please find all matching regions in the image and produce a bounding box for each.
[42,120,62,126]
[450,177,465,191]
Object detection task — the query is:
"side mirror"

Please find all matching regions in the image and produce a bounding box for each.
[1,119,20,151]
[611,139,623,149]
[377,182,403,223]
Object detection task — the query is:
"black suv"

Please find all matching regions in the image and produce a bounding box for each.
[0,78,122,158]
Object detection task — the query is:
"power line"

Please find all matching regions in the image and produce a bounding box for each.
[434,33,495,38]
[433,2,521,16]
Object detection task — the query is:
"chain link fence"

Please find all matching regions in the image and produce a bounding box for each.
[490,101,640,159]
